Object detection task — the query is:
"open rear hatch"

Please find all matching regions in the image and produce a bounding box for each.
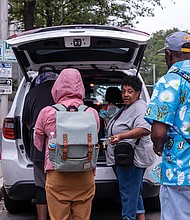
[6,25,150,82]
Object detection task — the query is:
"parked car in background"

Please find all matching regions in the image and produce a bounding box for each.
[2,24,160,213]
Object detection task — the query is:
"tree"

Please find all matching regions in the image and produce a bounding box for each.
[8,0,163,31]
[140,28,190,94]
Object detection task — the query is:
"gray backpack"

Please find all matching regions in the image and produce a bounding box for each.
[49,104,99,172]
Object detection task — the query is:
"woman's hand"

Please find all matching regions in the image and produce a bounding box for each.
[108,134,121,145]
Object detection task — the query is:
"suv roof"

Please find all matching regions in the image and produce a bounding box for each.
[6,24,150,82]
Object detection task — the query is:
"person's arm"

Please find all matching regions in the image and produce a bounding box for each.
[87,107,100,132]
[151,121,168,156]
[109,105,151,144]
[109,127,150,144]
[86,107,100,176]
[33,109,46,152]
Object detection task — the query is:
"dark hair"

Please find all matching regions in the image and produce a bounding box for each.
[105,87,123,104]
[39,65,56,75]
[122,75,142,92]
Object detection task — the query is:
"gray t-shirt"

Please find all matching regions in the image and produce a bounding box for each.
[106,98,156,168]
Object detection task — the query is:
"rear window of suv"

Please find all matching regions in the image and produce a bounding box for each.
[18,37,138,64]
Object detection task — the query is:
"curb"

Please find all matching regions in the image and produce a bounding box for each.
[0,161,3,189]
[0,162,3,200]
[0,176,2,188]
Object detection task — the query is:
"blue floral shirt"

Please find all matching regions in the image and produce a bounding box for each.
[144,60,190,186]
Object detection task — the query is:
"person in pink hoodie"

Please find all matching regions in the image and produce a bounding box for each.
[34,68,100,220]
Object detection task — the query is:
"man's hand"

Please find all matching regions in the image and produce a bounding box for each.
[153,144,163,156]
[151,121,168,156]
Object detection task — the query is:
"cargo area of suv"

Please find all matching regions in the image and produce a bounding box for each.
[2,25,160,213]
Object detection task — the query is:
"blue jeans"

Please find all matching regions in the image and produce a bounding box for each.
[115,164,145,220]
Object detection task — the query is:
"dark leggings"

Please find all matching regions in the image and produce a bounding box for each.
[36,186,47,204]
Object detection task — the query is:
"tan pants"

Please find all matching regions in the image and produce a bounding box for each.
[46,170,95,220]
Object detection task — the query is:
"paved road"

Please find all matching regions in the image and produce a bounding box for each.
[0,197,160,220]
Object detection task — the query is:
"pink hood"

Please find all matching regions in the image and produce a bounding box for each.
[34,68,100,171]
[51,68,85,106]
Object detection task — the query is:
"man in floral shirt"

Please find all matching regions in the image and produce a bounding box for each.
[144,31,190,220]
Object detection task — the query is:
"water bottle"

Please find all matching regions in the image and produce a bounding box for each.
[48,131,57,149]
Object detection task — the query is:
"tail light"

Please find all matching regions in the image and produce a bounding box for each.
[2,117,20,140]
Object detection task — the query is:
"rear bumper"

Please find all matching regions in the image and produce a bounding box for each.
[4,180,119,200]
[95,180,119,198]
[3,175,160,201]
[143,179,160,198]
[95,179,160,199]
[4,181,36,200]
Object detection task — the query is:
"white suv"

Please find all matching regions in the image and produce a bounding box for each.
[2,25,160,213]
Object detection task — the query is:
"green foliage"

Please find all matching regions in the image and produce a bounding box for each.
[9,0,183,96]
[141,28,180,91]
[12,79,18,91]
[8,0,162,30]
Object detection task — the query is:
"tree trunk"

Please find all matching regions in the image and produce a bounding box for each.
[23,0,36,30]
[44,0,53,26]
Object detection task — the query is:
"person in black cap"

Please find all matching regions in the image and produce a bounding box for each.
[22,65,58,220]
[144,31,190,220]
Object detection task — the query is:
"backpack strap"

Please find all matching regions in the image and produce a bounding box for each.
[87,133,93,160]
[52,104,88,112]
[172,71,190,83]
[78,104,88,111]
[78,105,92,160]
[52,104,67,111]
[63,134,68,161]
